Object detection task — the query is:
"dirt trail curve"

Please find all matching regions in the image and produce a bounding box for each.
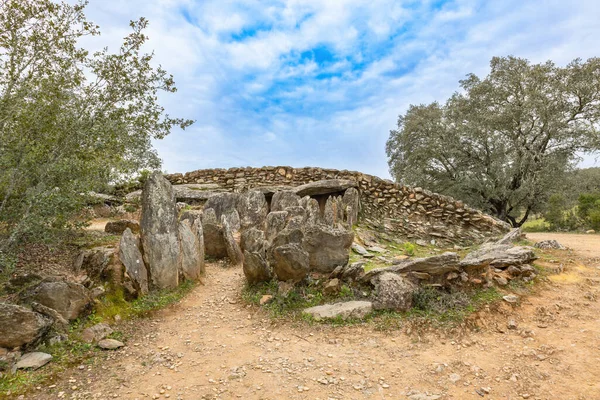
[32,234,600,400]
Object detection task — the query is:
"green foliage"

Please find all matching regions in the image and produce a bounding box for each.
[387,56,600,227]
[543,194,580,231]
[403,242,416,256]
[577,192,600,230]
[0,0,193,247]
[521,217,550,232]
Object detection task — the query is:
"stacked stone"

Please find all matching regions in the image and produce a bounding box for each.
[165,166,509,244]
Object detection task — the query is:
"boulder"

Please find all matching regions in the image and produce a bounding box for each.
[303,225,354,273]
[31,302,69,331]
[240,228,266,253]
[0,303,52,348]
[534,240,565,250]
[179,219,205,280]
[293,179,358,197]
[78,246,115,281]
[270,191,301,212]
[222,215,243,266]
[265,211,288,243]
[119,228,149,295]
[30,281,92,321]
[242,251,272,284]
[460,244,536,270]
[303,301,372,321]
[15,352,52,370]
[81,323,113,343]
[140,172,180,289]
[352,243,370,256]
[371,273,416,311]
[272,244,310,282]
[202,208,227,258]
[238,191,269,230]
[362,252,461,282]
[323,278,341,295]
[104,219,140,235]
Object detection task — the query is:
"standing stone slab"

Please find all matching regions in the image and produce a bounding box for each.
[222,215,243,266]
[342,187,360,227]
[0,303,52,348]
[119,228,149,295]
[238,191,269,231]
[271,191,301,212]
[202,208,228,258]
[179,219,204,280]
[266,211,288,243]
[140,172,180,289]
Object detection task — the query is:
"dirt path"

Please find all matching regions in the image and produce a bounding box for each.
[526,232,600,260]
[31,242,600,400]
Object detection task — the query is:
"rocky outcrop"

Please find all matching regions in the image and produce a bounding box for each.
[119,228,149,295]
[30,281,92,321]
[243,251,272,284]
[496,228,523,245]
[363,252,461,282]
[222,215,243,266]
[0,303,52,348]
[271,191,301,212]
[303,301,373,321]
[140,172,180,289]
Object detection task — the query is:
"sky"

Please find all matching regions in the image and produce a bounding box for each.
[81,0,600,178]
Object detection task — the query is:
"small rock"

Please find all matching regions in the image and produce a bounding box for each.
[351,243,370,256]
[503,294,519,303]
[259,295,273,306]
[507,319,518,330]
[323,279,341,296]
[494,276,508,286]
[82,323,113,343]
[15,352,52,370]
[449,373,461,383]
[97,339,124,350]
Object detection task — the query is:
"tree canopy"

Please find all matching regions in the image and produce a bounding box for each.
[0,0,193,244]
[386,56,600,227]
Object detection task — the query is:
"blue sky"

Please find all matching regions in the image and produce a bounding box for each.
[82,0,600,178]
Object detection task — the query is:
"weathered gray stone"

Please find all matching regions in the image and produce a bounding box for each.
[172,184,227,203]
[460,244,537,270]
[31,302,69,331]
[82,323,113,343]
[31,281,92,320]
[203,192,240,220]
[534,240,565,250]
[293,179,358,197]
[97,339,124,350]
[179,209,203,225]
[351,243,369,256]
[272,244,309,282]
[496,228,523,245]
[300,196,321,225]
[371,273,416,311]
[79,246,114,281]
[243,251,272,284]
[265,211,288,243]
[303,225,354,273]
[342,187,360,227]
[362,252,461,282]
[179,219,204,280]
[104,219,140,235]
[0,303,52,348]
[323,278,341,295]
[222,215,243,266]
[271,190,301,212]
[140,172,180,289]
[238,191,269,230]
[119,228,149,295]
[303,301,372,320]
[240,228,266,253]
[202,208,227,258]
[15,352,52,370]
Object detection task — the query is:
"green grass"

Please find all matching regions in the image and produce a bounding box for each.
[68,231,121,249]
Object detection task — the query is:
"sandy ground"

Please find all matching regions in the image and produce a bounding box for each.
[26,233,600,400]
[526,232,600,259]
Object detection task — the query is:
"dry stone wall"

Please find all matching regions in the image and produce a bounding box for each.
[165,166,509,243]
